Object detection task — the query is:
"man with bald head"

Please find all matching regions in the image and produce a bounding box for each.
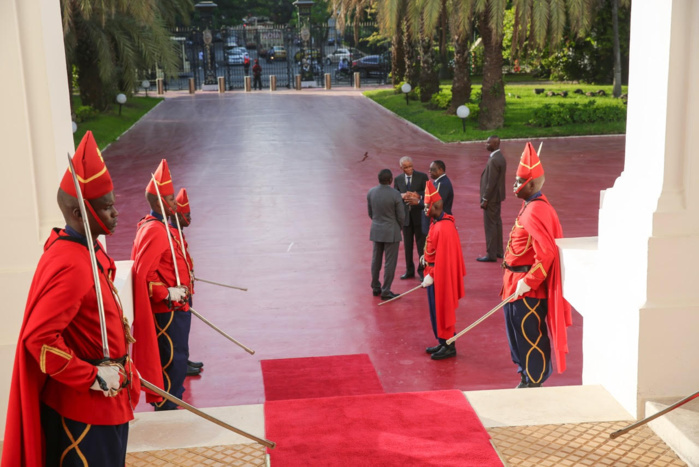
[478,135,507,262]
[394,156,429,280]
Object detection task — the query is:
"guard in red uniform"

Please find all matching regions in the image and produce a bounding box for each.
[171,188,203,376]
[421,181,466,360]
[131,159,192,410]
[502,142,572,388]
[2,131,140,467]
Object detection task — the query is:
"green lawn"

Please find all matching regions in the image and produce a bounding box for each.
[73,96,163,149]
[365,83,628,142]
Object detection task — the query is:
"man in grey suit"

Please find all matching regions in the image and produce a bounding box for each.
[478,135,507,262]
[367,169,405,300]
[394,156,429,280]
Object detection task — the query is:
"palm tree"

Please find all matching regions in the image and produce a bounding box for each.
[610,0,630,98]
[62,0,193,110]
[475,0,595,129]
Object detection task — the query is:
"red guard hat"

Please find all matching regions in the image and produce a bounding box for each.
[60,131,113,199]
[176,188,190,214]
[146,159,174,196]
[424,180,442,205]
[516,142,544,180]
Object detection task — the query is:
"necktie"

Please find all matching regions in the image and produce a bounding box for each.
[406,176,412,190]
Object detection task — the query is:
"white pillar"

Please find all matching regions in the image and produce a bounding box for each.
[566,0,699,417]
[0,0,74,437]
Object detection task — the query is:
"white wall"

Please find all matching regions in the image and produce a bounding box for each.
[563,0,699,417]
[0,0,74,438]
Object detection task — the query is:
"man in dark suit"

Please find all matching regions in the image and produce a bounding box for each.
[419,160,454,236]
[367,169,405,300]
[394,156,429,280]
[478,135,507,262]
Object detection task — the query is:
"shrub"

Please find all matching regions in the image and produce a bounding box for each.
[430,89,452,110]
[74,105,99,123]
[529,100,626,127]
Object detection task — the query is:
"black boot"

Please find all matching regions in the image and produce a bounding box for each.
[425,344,443,354]
[516,372,528,388]
[430,343,456,360]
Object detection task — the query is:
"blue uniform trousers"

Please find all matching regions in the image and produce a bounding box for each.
[41,403,128,467]
[427,285,447,345]
[504,297,552,385]
[153,309,192,410]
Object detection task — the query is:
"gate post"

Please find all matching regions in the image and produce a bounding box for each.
[188,78,195,94]
[295,74,301,90]
[245,76,251,92]
[354,72,361,89]
[270,75,277,91]
[324,73,331,90]
[156,78,164,95]
[217,76,225,93]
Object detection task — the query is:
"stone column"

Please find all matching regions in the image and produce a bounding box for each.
[0,0,74,436]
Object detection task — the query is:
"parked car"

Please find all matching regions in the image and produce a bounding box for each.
[325,48,351,65]
[227,47,249,66]
[351,54,389,77]
[266,46,287,63]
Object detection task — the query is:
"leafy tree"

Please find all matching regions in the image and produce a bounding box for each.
[62,0,193,110]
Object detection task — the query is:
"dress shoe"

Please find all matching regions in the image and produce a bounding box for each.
[188,360,204,368]
[430,343,456,360]
[186,364,201,377]
[380,291,399,300]
[372,288,381,296]
[476,256,497,262]
[400,272,415,280]
[425,344,443,354]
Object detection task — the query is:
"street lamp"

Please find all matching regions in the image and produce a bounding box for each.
[401,83,412,105]
[71,121,78,133]
[456,105,470,133]
[141,80,151,97]
[116,93,127,115]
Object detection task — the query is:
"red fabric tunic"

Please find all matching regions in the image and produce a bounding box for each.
[2,229,140,467]
[170,224,194,295]
[130,215,192,403]
[423,214,466,339]
[502,195,572,373]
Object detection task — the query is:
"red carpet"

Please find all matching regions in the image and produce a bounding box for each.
[265,390,502,466]
[261,354,384,401]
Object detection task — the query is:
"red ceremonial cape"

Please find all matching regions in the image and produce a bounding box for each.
[519,195,572,373]
[130,216,170,403]
[431,214,466,338]
[2,230,139,467]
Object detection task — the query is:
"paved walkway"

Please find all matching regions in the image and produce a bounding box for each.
[104,90,625,410]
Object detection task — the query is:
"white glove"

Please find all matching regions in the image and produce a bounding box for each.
[167,286,187,303]
[514,278,532,298]
[90,365,122,397]
[419,255,426,267]
[421,274,434,288]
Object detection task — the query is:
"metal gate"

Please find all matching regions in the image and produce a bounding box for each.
[165,22,390,91]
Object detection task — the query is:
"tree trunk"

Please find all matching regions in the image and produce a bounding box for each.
[392,25,406,85]
[611,0,623,98]
[404,19,419,87]
[449,33,471,115]
[438,0,449,80]
[75,25,110,110]
[418,34,439,103]
[478,14,505,130]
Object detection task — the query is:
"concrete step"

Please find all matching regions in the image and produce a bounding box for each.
[647,396,699,466]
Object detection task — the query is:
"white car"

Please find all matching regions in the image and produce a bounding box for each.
[226,47,249,65]
[325,48,351,65]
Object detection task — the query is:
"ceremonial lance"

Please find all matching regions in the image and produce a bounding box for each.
[151,173,255,355]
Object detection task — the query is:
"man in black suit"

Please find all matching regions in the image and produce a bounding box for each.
[420,160,455,236]
[394,156,429,280]
[477,135,507,262]
[367,169,405,300]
